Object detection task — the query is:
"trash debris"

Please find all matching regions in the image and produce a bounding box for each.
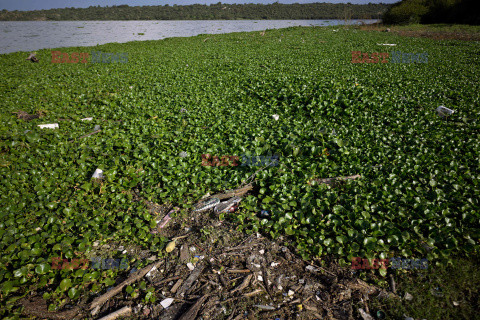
[436,106,455,118]
[26,52,39,63]
[453,301,460,306]
[431,287,443,297]
[194,197,220,212]
[377,43,397,46]
[258,210,270,218]
[160,298,174,309]
[146,265,158,278]
[91,168,104,179]
[307,174,361,188]
[384,28,391,32]
[38,123,59,129]
[187,263,195,271]
[13,110,43,121]
[157,207,179,229]
[254,305,275,310]
[358,308,374,320]
[376,310,386,319]
[214,196,242,214]
[404,292,413,301]
[97,306,132,320]
[296,304,303,311]
[272,114,279,121]
[81,117,93,121]
[288,289,294,296]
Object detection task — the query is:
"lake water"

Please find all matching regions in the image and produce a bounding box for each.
[0,20,378,54]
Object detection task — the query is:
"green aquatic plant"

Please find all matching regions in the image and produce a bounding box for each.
[0,25,479,317]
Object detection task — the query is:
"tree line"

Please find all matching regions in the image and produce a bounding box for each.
[382,0,479,25]
[0,2,390,21]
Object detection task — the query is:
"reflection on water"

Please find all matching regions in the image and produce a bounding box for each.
[0,19,378,54]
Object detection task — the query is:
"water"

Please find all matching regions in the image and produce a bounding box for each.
[0,20,378,54]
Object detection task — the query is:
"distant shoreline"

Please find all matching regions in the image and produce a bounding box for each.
[0,3,389,21]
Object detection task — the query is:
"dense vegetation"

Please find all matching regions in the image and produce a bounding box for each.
[382,0,480,25]
[0,2,389,21]
[0,26,479,317]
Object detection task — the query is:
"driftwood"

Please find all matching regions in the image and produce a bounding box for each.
[176,262,206,298]
[19,295,83,320]
[26,52,39,62]
[12,110,43,121]
[308,174,361,188]
[97,306,132,320]
[230,274,252,294]
[209,184,253,200]
[177,294,210,320]
[89,260,163,315]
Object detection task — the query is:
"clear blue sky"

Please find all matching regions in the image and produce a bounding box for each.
[0,1,399,11]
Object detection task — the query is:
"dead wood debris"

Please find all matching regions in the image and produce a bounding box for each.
[12,110,44,121]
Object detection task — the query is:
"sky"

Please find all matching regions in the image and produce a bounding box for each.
[0,0,400,11]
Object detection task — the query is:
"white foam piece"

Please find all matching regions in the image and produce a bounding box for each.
[38,123,59,129]
[92,168,104,179]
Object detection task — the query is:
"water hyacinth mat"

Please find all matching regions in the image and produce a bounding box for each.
[0,26,479,319]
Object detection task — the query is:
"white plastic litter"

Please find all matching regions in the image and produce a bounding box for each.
[38,123,59,129]
[377,43,397,46]
[92,168,104,179]
[436,106,455,117]
[81,117,93,121]
[187,263,195,271]
[272,114,279,121]
[160,298,174,309]
[146,266,157,278]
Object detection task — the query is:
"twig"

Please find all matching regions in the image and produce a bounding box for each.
[70,129,101,142]
[210,184,253,200]
[389,274,396,294]
[227,269,251,274]
[243,289,264,297]
[225,243,259,252]
[89,260,163,314]
[231,274,252,294]
[97,306,132,320]
[176,262,206,298]
[171,279,183,293]
[155,276,181,286]
[177,295,210,320]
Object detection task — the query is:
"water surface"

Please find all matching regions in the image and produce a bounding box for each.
[0,20,378,54]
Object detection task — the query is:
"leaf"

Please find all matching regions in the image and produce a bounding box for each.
[59,279,72,291]
[35,263,50,274]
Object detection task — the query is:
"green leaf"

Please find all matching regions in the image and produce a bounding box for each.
[59,279,72,291]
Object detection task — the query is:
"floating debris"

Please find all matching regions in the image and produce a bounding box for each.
[91,168,104,179]
[38,123,59,129]
[160,298,174,309]
[26,52,39,62]
[194,197,220,212]
[436,106,455,118]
